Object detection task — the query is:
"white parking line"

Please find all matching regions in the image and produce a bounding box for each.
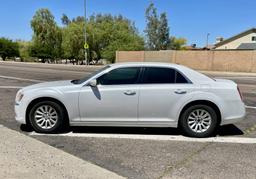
[0,86,23,89]
[29,132,256,144]
[0,75,45,83]
[245,105,256,109]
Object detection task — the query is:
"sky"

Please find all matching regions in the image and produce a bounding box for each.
[0,0,256,47]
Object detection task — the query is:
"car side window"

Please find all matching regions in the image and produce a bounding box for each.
[176,71,189,83]
[142,67,175,84]
[142,67,189,84]
[97,67,141,85]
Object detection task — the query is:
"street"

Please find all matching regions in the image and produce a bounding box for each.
[1,61,256,179]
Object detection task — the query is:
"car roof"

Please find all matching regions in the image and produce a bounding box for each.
[109,62,213,83]
[109,62,181,68]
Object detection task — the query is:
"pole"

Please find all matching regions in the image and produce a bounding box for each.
[84,0,88,65]
[206,33,210,49]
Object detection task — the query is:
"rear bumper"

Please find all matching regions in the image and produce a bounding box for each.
[220,103,246,125]
[220,115,245,125]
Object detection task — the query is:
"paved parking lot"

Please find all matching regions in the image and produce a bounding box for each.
[1,61,256,178]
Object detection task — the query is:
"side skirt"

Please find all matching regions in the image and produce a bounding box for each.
[70,121,178,128]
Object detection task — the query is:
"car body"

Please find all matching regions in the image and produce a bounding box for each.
[15,62,246,137]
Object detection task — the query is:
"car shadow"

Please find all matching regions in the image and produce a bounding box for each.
[70,126,181,135]
[20,124,244,137]
[69,124,244,137]
[20,124,33,132]
[217,124,244,136]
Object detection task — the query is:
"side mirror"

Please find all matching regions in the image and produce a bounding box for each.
[88,79,97,87]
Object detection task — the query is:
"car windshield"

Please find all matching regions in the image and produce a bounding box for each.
[71,65,110,84]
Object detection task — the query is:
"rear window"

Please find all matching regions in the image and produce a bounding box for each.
[141,67,189,84]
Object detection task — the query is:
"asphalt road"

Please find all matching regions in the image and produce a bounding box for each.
[1,61,256,179]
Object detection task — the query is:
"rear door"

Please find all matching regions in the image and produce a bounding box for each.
[138,67,194,122]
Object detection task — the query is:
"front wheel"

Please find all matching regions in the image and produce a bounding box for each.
[179,105,218,138]
[29,101,65,133]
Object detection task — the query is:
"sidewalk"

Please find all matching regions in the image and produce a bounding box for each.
[0,60,102,72]
[0,125,124,179]
[201,70,256,77]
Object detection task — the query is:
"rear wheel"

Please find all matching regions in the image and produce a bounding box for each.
[29,101,65,133]
[179,105,218,138]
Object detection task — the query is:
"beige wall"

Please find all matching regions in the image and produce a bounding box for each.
[173,51,212,70]
[216,32,256,49]
[116,50,256,72]
[144,51,173,63]
[116,51,145,62]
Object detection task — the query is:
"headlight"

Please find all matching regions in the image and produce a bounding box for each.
[16,91,24,103]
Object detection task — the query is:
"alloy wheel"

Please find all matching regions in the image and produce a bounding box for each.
[34,105,58,129]
[187,109,212,133]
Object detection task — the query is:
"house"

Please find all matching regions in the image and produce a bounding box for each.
[214,28,256,50]
[184,44,215,50]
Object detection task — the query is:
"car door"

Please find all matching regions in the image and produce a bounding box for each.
[138,67,194,122]
[79,67,141,122]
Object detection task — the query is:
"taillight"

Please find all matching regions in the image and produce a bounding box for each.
[237,86,243,101]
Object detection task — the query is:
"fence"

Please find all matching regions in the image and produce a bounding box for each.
[116,50,256,72]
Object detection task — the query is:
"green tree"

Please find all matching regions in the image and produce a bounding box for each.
[0,38,19,61]
[169,37,187,50]
[88,14,144,62]
[72,16,85,23]
[61,14,71,26]
[17,40,31,62]
[62,21,85,64]
[158,13,170,50]
[145,3,170,50]
[62,14,144,63]
[145,3,159,50]
[30,8,62,62]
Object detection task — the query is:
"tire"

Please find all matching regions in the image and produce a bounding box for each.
[29,101,65,133]
[179,105,218,138]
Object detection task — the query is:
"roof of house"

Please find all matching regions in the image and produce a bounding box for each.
[215,28,256,48]
[237,43,256,50]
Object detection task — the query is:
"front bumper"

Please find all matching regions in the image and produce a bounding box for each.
[15,102,26,124]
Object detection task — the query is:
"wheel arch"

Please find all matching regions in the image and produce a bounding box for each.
[25,97,69,126]
[178,100,222,127]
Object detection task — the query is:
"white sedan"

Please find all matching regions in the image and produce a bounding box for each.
[15,62,246,137]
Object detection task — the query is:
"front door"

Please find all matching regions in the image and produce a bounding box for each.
[79,67,141,122]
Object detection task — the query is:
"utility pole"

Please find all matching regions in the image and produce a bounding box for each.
[84,0,88,65]
[206,33,210,49]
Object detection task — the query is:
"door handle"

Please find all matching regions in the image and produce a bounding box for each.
[124,90,136,95]
[174,89,187,94]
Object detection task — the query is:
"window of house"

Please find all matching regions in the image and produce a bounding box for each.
[252,36,256,41]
